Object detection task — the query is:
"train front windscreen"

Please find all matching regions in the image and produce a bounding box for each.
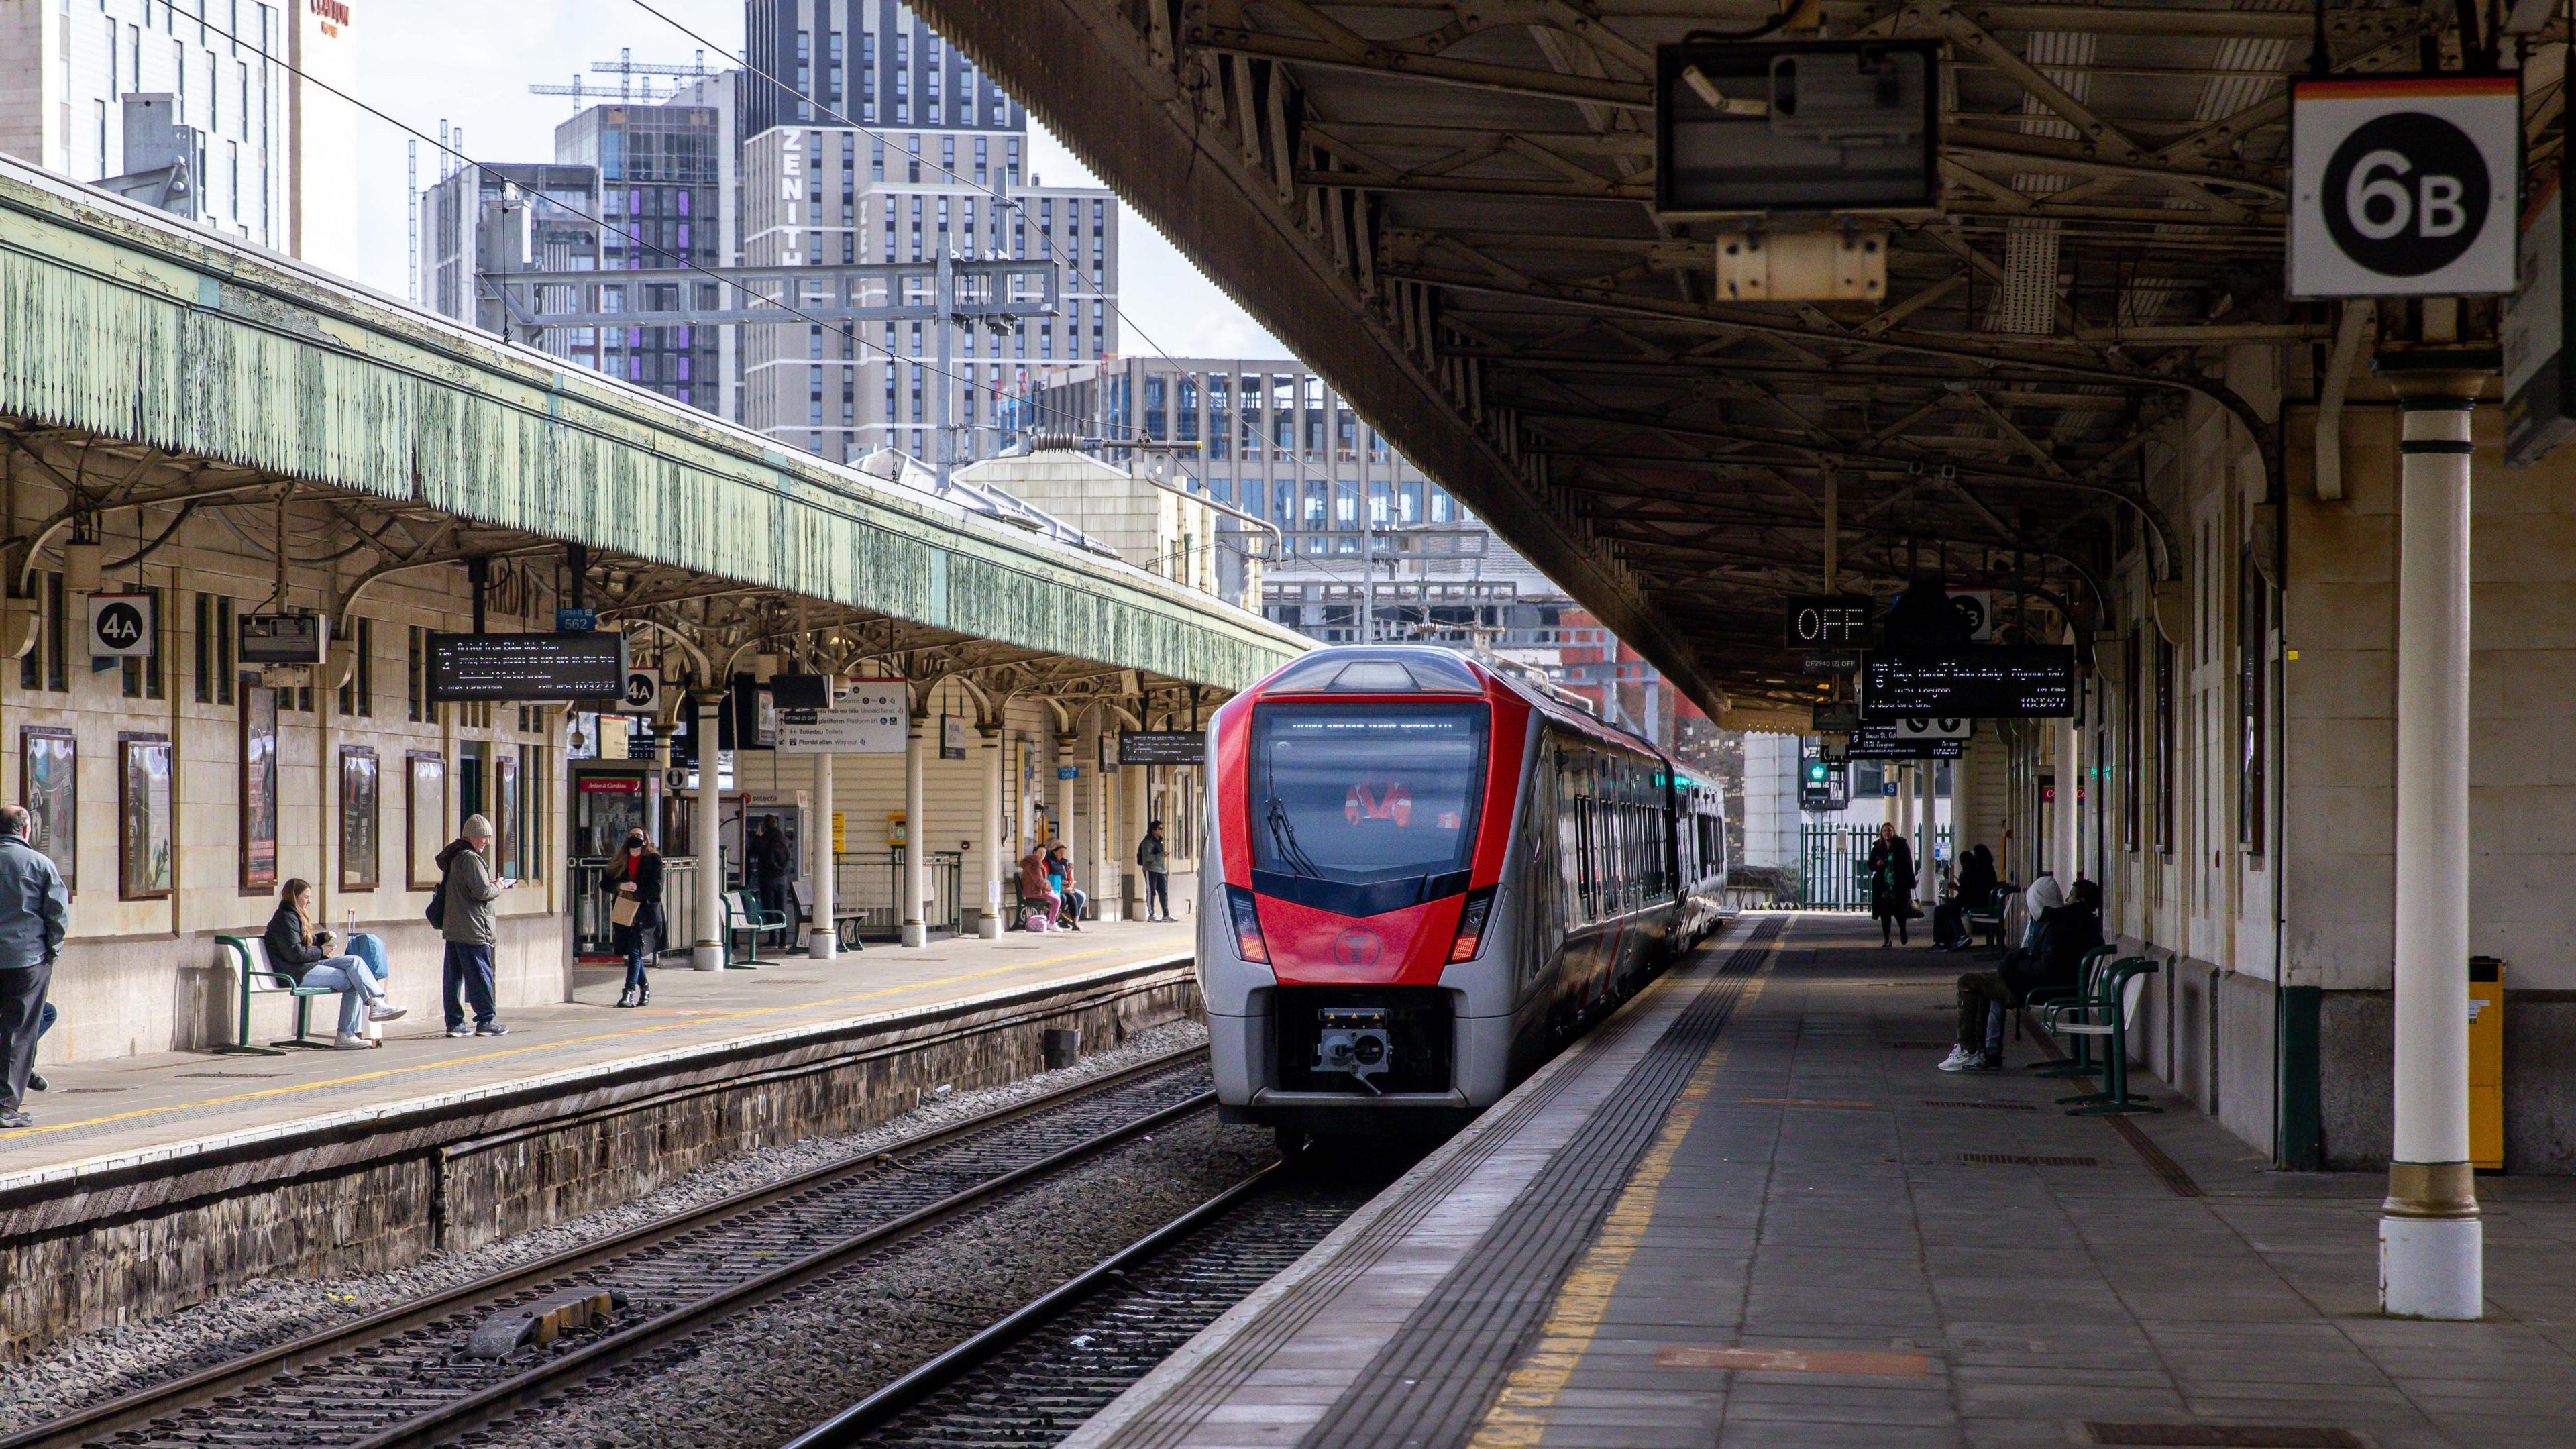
[1247,701,1487,916]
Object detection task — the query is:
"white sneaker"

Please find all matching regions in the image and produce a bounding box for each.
[334,1032,380,1050]
[1936,1045,1978,1073]
[368,1004,408,1022]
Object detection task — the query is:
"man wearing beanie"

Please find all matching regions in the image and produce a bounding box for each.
[435,814,513,1038]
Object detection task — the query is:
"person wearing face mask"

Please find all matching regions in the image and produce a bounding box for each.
[606,828,664,1008]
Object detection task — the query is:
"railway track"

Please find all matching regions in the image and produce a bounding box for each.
[1,1048,1220,1449]
[780,1157,1391,1449]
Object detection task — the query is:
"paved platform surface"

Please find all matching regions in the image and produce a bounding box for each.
[0,922,1190,1185]
[1074,914,2576,1449]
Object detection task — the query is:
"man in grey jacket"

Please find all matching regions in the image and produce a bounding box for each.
[436,814,512,1038]
[0,805,70,1128]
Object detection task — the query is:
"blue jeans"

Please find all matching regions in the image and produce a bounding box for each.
[442,943,498,1032]
[300,955,386,1036]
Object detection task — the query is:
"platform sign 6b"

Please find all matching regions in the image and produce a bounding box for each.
[2290,74,2520,298]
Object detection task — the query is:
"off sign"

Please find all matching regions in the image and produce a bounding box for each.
[2289,73,2520,298]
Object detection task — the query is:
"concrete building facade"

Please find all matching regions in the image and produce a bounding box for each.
[0,0,300,252]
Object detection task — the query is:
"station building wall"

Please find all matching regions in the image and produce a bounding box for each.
[2093,347,2576,1174]
[3,493,569,1065]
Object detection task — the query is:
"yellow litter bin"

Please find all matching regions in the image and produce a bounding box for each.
[2470,956,2505,1172]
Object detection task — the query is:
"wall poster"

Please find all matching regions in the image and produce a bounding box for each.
[239,677,278,893]
[340,745,380,892]
[408,751,448,890]
[21,727,75,894]
[119,733,174,900]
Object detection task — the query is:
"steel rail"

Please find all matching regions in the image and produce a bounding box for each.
[0,1044,1213,1449]
[779,1164,1285,1449]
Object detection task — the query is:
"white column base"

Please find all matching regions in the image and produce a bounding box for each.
[977,916,1002,940]
[808,932,837,961]
[2381,1215,2483,1319]
[692,943,724,972]
[900,922,928,947]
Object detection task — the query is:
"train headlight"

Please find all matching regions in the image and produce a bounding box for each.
[1226,885,1270,964]
[1447,885,1497,963]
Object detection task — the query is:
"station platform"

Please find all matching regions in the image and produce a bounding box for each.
[0,922,1195,1359]
[1072,914,2576,1449]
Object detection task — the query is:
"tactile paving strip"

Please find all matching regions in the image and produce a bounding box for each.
[1295,917,1784,1449]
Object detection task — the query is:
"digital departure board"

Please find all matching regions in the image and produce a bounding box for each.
[427,632,629,702]
[1119,730,1207,766]
[1859,647,2075,720]
[1843,722,1966,759]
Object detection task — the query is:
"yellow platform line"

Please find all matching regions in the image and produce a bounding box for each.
[2,938,1175,1144]
[1468,924,1786,1449]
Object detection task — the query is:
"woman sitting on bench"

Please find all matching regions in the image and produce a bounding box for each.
[1939,876,2100,1073]
[264,879,407,1049]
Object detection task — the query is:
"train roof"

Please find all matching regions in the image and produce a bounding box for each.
[1250,645,1678,768]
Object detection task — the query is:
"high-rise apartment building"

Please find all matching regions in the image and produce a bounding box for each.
[555,103,725,412]
[0,0,350,262]
[736,2,1117,464]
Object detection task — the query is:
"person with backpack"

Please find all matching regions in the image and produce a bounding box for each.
[431,814,513,1038]
[1136,822,1171,922]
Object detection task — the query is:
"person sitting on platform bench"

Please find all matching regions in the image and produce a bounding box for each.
[1047,843,1086,931]
[1943,845,1998,951]
[1939,875,2102,1073]
[1931,873,1967,951]
[264,879,407,1050]
[1018,845,1060,932]
[0,805,66,1129]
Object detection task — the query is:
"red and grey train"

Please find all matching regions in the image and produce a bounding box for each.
[1197,645,1730,1138]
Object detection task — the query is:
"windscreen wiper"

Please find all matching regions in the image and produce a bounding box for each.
[1265,795,1323,879]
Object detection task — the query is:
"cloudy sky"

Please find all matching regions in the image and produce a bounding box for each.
[346,0,1284,359]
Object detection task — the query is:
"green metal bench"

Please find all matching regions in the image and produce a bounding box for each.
[2035,953,2164,1115]
[722,890,794,967]
[214,935,339,1054]
[2027,945,2122,1076]
[1964,884,2013,952]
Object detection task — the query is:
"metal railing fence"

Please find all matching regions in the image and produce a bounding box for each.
[1798,826,1951,910]
[833,849,965,938]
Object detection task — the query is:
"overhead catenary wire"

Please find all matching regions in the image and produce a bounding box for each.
[173,7,1084,439]
[616,0,1235,443]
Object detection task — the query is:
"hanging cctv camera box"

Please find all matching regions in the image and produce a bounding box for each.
[239,612,327,665]
[1655,39,1941,219]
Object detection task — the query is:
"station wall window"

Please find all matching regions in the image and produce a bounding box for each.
[40,574,66,693]
[2239,548,2267,857]
[193,593,236,704]
[408,625,440,724]
[2121,630,2140,854]
[2153,631,2174,857]
[119,585,166,700]
[339,617,374,718]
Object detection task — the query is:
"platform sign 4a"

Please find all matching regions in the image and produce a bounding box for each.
[2290,73,2520,298]
[87,592,153,657]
